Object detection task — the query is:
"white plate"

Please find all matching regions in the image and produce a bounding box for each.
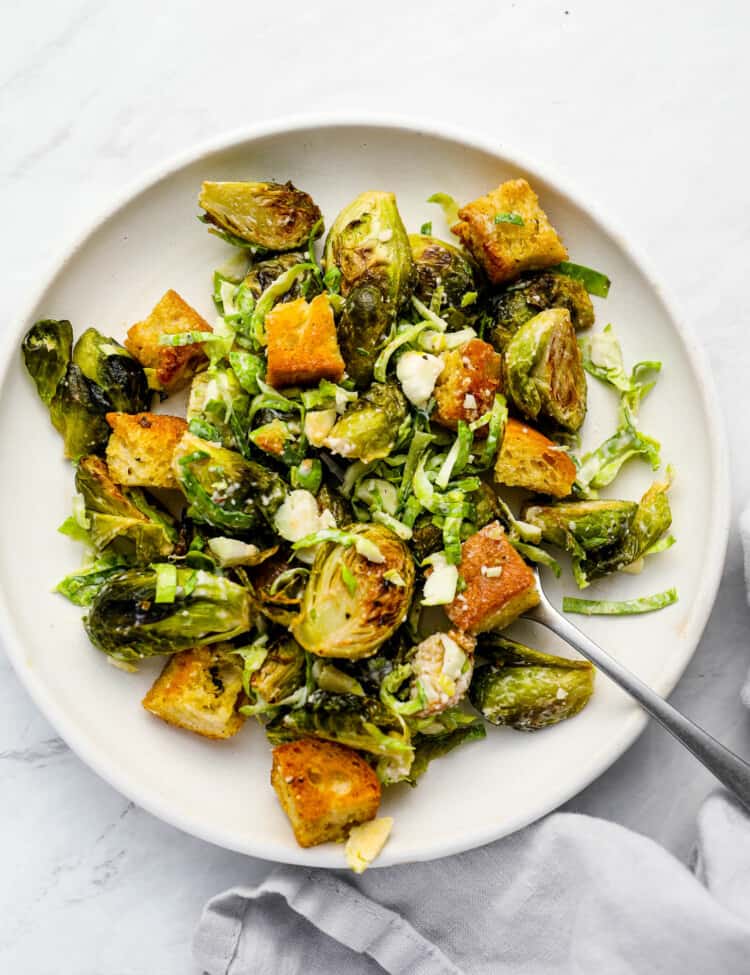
[0,116,729,867]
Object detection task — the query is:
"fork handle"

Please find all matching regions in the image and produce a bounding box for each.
[527,599,750,811]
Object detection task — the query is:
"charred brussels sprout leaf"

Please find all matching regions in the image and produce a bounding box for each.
[49,363,113,460]
[471,635,594,730]
[73,328,150,413]
[522,499,638,556]
[187,366,249,451]
[266,689,412,761]
[484,271,594,350]
[292,523,415,660]
[406,720,486,785]
[22,319,73,405]
[249,555,309,626]
[243,636,307,714]
[317,481,354,527]
[409,234,479,329]
[84,567,253,664]
[71,455,177,561]
[504,308,587,432]
[324,382,408,463]
[324,191,415,386]
[173,432,287,535]
[411,515,444,564]
[242,252,321,303]
[199,180,323,252]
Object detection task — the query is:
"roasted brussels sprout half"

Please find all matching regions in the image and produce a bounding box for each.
[324,191,415,386]
[484,270,595,350]
[199,180,322,252]
[266,689,412,762]
[84,567,254,664]
[248,555,308,625]
[504,308,587,432]
[242,252,321,302]
[187,366,249,450]
[409,234,479,329]
[72,455,176,561]
[22,319,73,405]
[292,524,416,660]
[521,499,638,555]
[73,328,150,413]
[247,636,307,711]
[470,635,594,730]
[172,432,287,535]
[324,382,408,463]
[49,363,113,460]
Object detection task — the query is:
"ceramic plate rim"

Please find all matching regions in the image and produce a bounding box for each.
[0,114,730,866]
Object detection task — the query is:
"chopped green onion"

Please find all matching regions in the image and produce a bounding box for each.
[420,221,432,235]
[427,192,461,227]
[494,211,524,225]
[460,291,478,308]
[553,261,611,298]
[152,563,178,604]
[323,266,342,294]
[341,564,358,596]
[563,588,678,615]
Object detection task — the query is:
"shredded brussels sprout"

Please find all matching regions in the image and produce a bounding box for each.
[562,588,678,615]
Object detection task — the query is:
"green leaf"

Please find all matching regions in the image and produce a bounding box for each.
[553,261,611,298]
[493,211,524,225]
[562,587,678,615]
[420,221,432,235]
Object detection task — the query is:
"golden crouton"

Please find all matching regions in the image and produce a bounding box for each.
[125,289,212,394]
[445,521,539,634]
[452,179,568,285]
[271,739,381,848]
[142,645,246,740]
[265,294,345,389]
[105,412,187,489]
[494,418,576,498]
[433,339,502,435]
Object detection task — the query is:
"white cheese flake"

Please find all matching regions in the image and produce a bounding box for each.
[345,818,394,874]
[396,350,444,408]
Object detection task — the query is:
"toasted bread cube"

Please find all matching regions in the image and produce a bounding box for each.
[494,418,576,499]
[271,739,381,848]
[452,179,568,285]
[445,521,539,634]
[106,412,187,489]
[265,294,345,389]
[125,289,212,394]
[142,646,245,740]
[433,339,502,435]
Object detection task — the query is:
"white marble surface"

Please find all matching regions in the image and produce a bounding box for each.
[2,1,749,971]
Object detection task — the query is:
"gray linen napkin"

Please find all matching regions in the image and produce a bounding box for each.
[194,520,750,975]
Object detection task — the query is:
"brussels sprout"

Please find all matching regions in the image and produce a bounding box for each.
[71,455,176,561]
[323,191,415,386]
[411,515,443,563]
[317,481,354,527]
[242,251,321,302]
[187,366,249,450]
[266,689,412,761]
[199,180,323,252]
[470,635,594,730]
[522,499,638,555]
[504,308,587,432]
[292,523,415,660]
[84,567,254,664]
[484,270,595,350]
[73,328,150,413]
[248,555,309,625]
[579,478,672,582]
[409,234,479,329]
[172,432,287,535]
[324,382,408,463]
[22,319,73,405]
[247,636,307,711]
[49,363,113,460]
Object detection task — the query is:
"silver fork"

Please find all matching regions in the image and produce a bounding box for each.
[525,569,750,810]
